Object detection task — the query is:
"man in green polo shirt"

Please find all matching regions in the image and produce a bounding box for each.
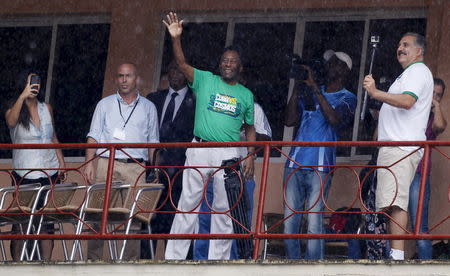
[163,12,256,260]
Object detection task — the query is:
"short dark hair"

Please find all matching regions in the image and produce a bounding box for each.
[434,77,446,93]
[222,45,244,65]
[223,45,242,56]
[167,60,178,70]
[402,32,426,56]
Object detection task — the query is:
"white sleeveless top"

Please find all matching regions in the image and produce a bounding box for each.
[10,102,59,179]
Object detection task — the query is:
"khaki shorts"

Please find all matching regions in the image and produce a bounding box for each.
[376,147,422,211]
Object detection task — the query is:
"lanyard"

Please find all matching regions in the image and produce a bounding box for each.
[117,98,140,128]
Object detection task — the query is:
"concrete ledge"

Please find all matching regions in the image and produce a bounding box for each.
[1,260,449,276]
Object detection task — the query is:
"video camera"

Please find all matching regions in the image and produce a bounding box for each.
[288,54,326,85]
[288,54,326,111]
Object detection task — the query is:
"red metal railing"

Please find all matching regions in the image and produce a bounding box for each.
[0,141,449,260]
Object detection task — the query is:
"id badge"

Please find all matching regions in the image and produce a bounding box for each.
[113,127,126,140]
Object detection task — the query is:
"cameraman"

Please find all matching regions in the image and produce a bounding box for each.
[283,50,357,259]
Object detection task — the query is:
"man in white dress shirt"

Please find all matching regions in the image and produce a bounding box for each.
[84,62,160,260]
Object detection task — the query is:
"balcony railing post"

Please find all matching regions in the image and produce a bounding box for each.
[100,146,115,236]
[252,143,271,260]
[415,143,430,235]
[3,140,450,255]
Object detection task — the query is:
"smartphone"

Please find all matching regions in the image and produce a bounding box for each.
[30,75,40,94]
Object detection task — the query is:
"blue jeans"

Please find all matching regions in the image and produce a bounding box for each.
[283,168,331,259]
[193,178,255,260]
[408,172,432,259]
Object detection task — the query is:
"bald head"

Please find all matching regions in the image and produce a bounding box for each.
[116,63,138,94]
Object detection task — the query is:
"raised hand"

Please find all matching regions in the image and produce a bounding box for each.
[19,74,39,100]
[163,12,184,39]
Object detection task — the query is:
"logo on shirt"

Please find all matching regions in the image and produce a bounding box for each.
[208,93,241,117]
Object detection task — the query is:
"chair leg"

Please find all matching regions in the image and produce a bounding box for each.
[0,239,6,261]
[119,218,134,260]
[0,228,7,261]
[263,221,268,260]
[70,221,84,261]
[107,224,116,260]
[107,241,114,260]
[58,223,69,260]
[147,224,154,259]
[20,218,34,261]
[29,224,42,261]
[70,214,86,261]
[19,223,36,261]
[111,225,120,259]
[118,238,128,260]
[70,239,81,261]
[78,241,84,261]
[70,241,79,261]
[29,215,45,260]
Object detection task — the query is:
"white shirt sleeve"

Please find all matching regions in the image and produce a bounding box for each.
[147,100,160,143]
[253,103,272,138]
[86,100,105,142]
[401,63,429,100]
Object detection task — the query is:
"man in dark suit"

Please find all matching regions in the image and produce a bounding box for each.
[142,61,195,257]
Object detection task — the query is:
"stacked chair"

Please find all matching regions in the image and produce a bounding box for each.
[70,182,164,261]
[0,182,42,261]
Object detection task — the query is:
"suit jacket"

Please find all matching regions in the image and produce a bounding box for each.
[147,88,195,167]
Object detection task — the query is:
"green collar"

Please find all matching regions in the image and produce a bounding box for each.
[404,61,424,70]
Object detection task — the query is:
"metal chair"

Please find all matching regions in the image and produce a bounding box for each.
[262,213,285,259]
[106,183,164,260]
[69,182,127,261]
[0,182,42,261]
[30,182,87,260]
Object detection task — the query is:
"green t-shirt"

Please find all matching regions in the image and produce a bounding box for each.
[189,69,254,142]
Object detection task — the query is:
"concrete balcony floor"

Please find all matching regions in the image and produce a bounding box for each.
[1,259,449,276]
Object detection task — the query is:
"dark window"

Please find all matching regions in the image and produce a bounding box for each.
[0,23,110,158]
[233,23,296,157]
[50,23,110,157]
[161,22,227,75]
[0,26,52,158]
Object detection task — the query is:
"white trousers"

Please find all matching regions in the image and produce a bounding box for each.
[165,144,239,260]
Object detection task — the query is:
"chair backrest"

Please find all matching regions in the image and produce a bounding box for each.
[122,183,164,223]
[85,182,126,209]
[40,182,79,210]
[0,183,41,210]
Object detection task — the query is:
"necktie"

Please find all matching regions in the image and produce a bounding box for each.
[162,92,178,126]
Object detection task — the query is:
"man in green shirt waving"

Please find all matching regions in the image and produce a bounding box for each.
[163,12,256,260]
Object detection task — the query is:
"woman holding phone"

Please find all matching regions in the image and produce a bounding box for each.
[5,72,66,261]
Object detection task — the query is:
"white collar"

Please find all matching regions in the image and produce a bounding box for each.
[116,90,140,105]
[168,86,188,98]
